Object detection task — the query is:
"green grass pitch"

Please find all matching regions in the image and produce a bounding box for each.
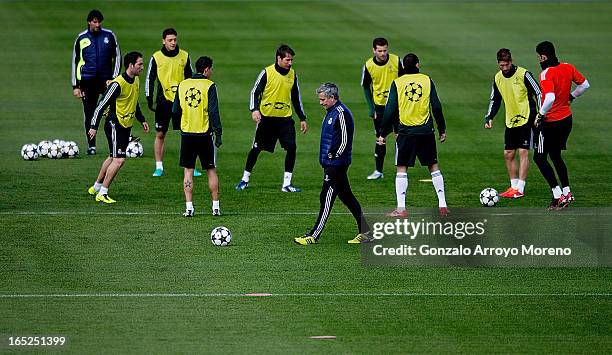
[1,1,611,352]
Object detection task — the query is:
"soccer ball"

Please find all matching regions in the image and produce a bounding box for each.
[480,188,499,207]
[47,143,62,159]
[38,140,52,157]
[210,226,232,246]
[126,141,143,158]
[52,139,66,149]
[61,141,79,158]
[21,143,39,160]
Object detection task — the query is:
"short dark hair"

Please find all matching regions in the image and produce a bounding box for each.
[124,51,142,68]
[402,53,419,69]
[195,56,213,73]
[536,41,556,57]
[276,44,295,59]
[373,37,388,48]
[87,9,104,22]
[497,48,512,62]
[162,28,177,39]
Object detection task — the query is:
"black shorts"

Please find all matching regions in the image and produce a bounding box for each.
[505,124,533,150]
[372,105,398,137]
[253,116,296,153]
[155,99,174,133]
[155,100,178,133]
[104,120,131,158]
[180,134,216,170]
[534,116,572,154]
[395,133,438,167]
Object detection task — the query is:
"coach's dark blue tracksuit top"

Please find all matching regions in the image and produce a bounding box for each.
[319,101,353,167]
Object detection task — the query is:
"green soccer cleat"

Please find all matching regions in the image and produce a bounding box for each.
[348,232,373,244]
[294,235,318,245]
[95,194,116,204]
[87,186,97,196]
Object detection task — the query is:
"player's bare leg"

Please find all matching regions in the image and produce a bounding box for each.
[183,168,194,216]
[206,168,220,216]
[153,131,165,176]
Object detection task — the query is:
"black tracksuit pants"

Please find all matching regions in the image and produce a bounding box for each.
[80,78,108,149]
[310,165,370,239]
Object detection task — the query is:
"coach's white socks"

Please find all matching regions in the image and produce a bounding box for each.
[395,173,408,209]
[242,171,251,182]
[517,180,526,193]
[431,170,447,208]
[283,172,292,188]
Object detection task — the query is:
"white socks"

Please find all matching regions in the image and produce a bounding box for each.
[562,186,571,195]
[186,201,194,211]
[242,171,251,182]
[395,173,408,209]
[552,186,562,199]
[517,179,526,193]
[93,182,102,192]
[511,178,519,189]
[212,200,220,211]
[283,172,292,188]
[431,170,447,208]
[99,186,108,196]
[156,161,163,170]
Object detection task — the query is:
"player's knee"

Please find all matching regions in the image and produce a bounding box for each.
[114,157,126,166]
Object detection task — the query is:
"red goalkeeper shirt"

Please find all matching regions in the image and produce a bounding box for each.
[539,63,586,122]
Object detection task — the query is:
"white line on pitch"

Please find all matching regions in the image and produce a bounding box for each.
[0,292,610,299]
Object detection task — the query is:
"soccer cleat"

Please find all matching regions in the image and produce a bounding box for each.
[281,184,302,193]
[386,208,408,218]
[439,207,450,217]
[556,193,573,210]
[152,168,164,177]
[87,186,97,196]
[547,198,560,211]
[500,187,517,198]
[87,147,96,156]
[511,190,524,199]
[294,235,318,245]
[183,209,194,217]
[212,209,221,216]
[348,232,373,244]
[194,169,203,177]
[235,180,249,191]
[367,171,384,180]
[95,194,116,204]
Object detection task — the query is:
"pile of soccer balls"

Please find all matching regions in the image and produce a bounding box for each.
[21,139,79,160]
